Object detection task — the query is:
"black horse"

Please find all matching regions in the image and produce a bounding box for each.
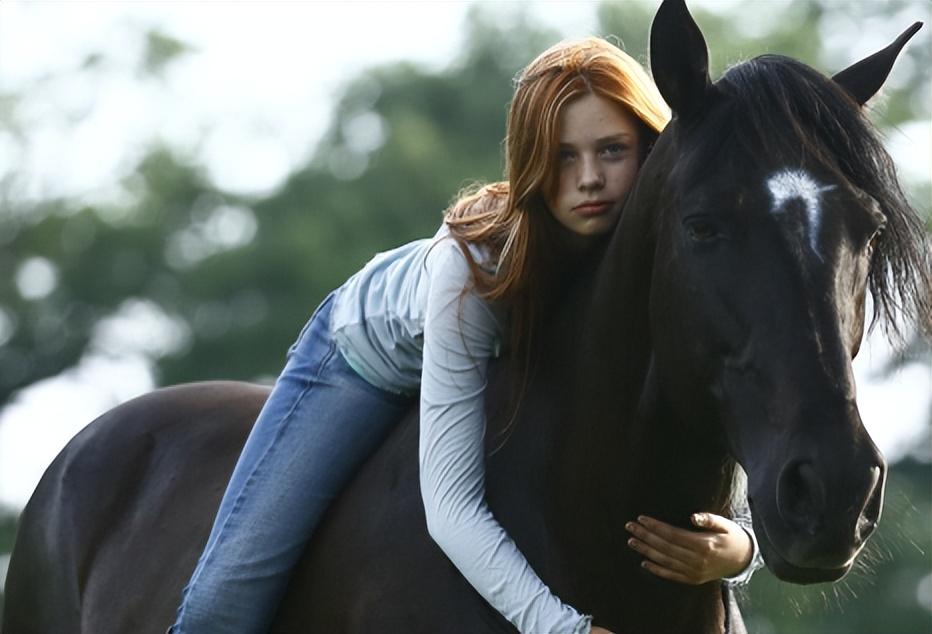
[3,1,928,632]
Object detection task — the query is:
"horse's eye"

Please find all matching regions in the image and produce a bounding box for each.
[684,217,721,243]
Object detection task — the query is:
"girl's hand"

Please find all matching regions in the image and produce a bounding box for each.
[590,627,615,634]
[624,513,752,585]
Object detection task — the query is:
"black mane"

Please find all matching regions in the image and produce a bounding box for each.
[716,54,930,340]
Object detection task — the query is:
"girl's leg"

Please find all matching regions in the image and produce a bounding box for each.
[172,296,411,633]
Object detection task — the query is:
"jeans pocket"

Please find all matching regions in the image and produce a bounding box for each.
[286,292,336,361]
[286,319,313,360]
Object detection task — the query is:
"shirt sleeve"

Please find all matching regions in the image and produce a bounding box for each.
[419,241,592,634]
[723,499,765,586]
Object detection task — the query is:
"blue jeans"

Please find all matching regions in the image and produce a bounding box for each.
[172,293,412,633]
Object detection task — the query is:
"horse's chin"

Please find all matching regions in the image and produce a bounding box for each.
[755,522,854,584]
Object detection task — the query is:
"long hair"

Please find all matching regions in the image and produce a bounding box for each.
[444,37,671,365]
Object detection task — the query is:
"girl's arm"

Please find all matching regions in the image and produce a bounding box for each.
[624,511,764,585]
[419,241,592,634]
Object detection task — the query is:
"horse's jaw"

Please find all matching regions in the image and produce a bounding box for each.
[751,509,856,584]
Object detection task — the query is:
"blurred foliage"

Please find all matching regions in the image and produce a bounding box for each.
[142,30,192,76]
[0,0,929,630]
[0,507,14,613]
[0,8,561,394]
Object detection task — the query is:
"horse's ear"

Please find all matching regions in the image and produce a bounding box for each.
[832,22,922,106]
[649,0,713,120]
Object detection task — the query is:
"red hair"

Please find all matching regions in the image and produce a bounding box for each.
[445,38,670,364]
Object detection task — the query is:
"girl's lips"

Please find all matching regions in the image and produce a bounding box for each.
[573,201,612,217]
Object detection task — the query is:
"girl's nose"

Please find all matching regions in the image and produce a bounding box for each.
[578,156,604,191]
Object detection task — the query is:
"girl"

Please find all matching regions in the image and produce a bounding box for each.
[172,37,761,634]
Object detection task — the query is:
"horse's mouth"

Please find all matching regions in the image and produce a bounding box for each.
[754,518,856,584]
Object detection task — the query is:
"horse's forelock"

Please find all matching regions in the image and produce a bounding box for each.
[715,55,931,342]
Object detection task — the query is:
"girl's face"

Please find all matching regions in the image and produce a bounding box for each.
[545,93,642,237]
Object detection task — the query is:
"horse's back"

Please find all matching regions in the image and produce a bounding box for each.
[2,378,509,634]
[275,405,516,633]
[2,381,269,634]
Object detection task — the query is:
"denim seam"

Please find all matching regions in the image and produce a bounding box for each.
[286,293,334,360]
[213,340,337,548]
[178,339,337,625]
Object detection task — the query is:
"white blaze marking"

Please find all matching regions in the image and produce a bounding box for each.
[766,169,835,257]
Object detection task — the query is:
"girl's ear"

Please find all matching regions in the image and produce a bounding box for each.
[832,22,922,106]
[649,0,713,121]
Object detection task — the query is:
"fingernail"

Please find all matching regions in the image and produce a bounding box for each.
[627,538,636,548]
[625,522,635,531]
[638,515,648,523]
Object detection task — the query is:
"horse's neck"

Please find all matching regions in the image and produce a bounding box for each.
[550,193,657,506]
[540,181,733,618]
[626,358,733,520]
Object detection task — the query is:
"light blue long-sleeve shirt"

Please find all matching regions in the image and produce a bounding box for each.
[330,224,760,633]
[331,225,592,633]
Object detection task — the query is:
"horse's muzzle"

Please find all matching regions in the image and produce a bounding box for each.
[750,440,886,582]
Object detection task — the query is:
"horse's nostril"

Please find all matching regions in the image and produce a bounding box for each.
[856,515,878,543]
[777,459,825,534]
[856,465,884,542]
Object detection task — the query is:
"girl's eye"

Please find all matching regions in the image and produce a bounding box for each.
[558,149,576,163]
[600,143,627,157]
